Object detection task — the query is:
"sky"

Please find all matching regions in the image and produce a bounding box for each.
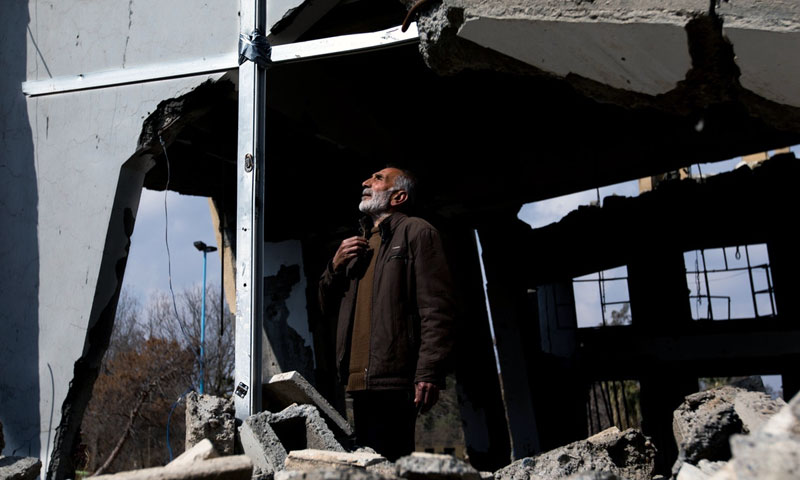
[124,189,222,303]
[123,145,799,396]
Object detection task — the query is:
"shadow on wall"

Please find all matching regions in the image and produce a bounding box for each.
[46,155,152,480]
[0,2,41,459]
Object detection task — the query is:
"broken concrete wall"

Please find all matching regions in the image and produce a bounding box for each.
[0,0,239,476]
[33,75,232,480]
[263,241,316,383]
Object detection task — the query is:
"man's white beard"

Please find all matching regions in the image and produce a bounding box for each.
[359,188,393,217]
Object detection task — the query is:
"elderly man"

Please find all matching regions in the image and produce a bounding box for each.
[318,167,454,460]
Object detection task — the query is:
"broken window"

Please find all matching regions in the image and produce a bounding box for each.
[573,266,632,328]
[683,244,776,321]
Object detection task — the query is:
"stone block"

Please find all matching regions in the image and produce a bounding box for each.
[185,392,236,455]
[284,449,389,471]
[165,438,219,471]
[240,411,288,478]
[0,456,42,480]
[495,427,655,480]
[395,452,480,480]
[265,371,354,438]
[90,455,253,480]
[266,404,344,453]
[276,466,392,480]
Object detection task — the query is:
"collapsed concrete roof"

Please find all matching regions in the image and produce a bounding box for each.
[139,0,800,242]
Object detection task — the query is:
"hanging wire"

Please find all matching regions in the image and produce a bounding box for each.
[158,135,201,363]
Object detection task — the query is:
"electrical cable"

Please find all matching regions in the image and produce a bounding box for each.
[165,388,193,462]
[159,135,202,369]
[157,137,216,463]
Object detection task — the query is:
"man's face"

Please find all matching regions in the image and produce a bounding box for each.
[359,168,402,215]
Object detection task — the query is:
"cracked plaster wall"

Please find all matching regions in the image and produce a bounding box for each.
[25,0,239,79]
[2,0,240,475]
[262,240,316,383]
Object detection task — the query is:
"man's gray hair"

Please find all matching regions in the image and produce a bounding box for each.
[392,169,417,210]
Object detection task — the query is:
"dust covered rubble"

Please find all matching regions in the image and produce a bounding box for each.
[495,427,656,480]
[85,374,798,480]
[671,385,785,473]
[674,388,800,480]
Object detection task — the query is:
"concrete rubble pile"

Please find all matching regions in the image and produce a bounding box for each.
[0,420,43,480]
[82,375,800,480]
[495,427,656,480]
[674,387,800,480]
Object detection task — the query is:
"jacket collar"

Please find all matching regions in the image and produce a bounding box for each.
[359,212,407,244]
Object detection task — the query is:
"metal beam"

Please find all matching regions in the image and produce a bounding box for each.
[21,24,419,97]
[234,0,267,421]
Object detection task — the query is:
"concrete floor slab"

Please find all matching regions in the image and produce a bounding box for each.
[457,17,691,95]
[724,28,800,108]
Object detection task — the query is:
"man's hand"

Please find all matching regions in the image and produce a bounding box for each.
[332,236,368,271]
[414,382,439,414]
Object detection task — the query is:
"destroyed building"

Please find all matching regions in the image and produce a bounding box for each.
[2,0,800,478]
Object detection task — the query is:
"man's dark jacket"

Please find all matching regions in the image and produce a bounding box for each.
[318,212,455,390]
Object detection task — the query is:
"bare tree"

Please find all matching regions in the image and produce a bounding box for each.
[80,284,234,475]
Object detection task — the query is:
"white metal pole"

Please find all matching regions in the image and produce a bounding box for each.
[234,0,266,420]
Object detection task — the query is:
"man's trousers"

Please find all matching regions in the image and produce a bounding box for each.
[350,389,417,461]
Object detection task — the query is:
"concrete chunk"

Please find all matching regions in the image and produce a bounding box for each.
[0,456,42,480]
[240,410,289,477]
[284,449,389,471]
[276,467,393,480]
[707,390,800,480]
[395,452,481,480]
[495,427,655,480]
[672,386,786,474]
[267,404,345,452]
[265,371,353,438]
[165,438,219,470]
[91,455,253,480]
[185,392,236,455]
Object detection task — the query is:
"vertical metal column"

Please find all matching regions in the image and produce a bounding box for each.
[234,0,266,420]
